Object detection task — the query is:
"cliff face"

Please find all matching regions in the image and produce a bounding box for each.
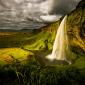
[67,0,85,54]
[39,0,85,54]
[34,0,85,63]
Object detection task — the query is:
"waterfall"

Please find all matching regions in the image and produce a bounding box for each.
[46,15,71,64]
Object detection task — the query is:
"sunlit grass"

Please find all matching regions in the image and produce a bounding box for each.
[74,57,85,69]
[0,48,33,64]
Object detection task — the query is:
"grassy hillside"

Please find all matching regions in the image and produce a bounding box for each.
[0,1,85,85]
[66,0,85,67]
[0,0,84,66]
[0,21,59,50]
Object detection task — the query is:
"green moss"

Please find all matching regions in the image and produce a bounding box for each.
[0,60,7,65]
[74,57,85,69]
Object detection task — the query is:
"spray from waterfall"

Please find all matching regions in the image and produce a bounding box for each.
[46,15,71,64]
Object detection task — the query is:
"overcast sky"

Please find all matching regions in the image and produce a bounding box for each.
[0,0,81,22]
[0,0,81,29]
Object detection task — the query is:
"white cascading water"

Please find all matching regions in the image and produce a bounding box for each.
[46,15,71,64]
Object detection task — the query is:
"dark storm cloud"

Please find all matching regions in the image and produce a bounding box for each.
[50,0,81,15]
